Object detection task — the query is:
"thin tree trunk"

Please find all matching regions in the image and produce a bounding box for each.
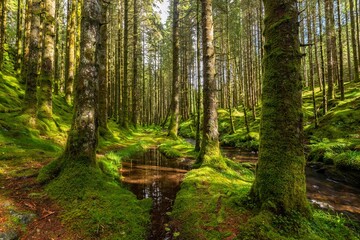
[195,0,201,151]
[0,0,7,70]
[64,0,76,104]
[23,0,41,115]
[168,0,180,138]
[121,0,129,128]
[198,0,221,165]
[15,0,23,74]
[132,0,139,127]
[336,0,345,100]
[98,1,108,134]
[318,0,328,114]
[349,0,360,82]
[38,0,56,118]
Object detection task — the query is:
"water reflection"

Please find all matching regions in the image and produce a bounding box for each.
[120,149,192,240]
[221,147,360,221]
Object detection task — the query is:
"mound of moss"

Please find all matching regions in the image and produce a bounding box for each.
[171,158,360,240]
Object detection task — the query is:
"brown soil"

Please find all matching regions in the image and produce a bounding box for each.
[0,161,78,240]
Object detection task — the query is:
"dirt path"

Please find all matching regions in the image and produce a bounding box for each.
[0,160,77,240]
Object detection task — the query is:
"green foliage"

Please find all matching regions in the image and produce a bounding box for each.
[334,151,360,171]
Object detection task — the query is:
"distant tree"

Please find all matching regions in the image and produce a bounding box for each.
[132,0,139,127]
[23,0,41,115]
[0,0,7,70]
[98,0,108,134]
[250,0,310,215]
[64,0,76,104]
[38,0,56,118]
[168,0,180,138]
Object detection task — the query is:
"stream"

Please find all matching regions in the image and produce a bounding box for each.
[120,148,193,240]
[221,147,360,221]
[120,144,360,240]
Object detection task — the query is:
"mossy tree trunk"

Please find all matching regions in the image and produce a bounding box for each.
[131,0,139,128]
[38,0,55,119]
[195,0,201,151]
[98,0,108,134]
[168,0,180,139]
[121,0,129,129]
[0,0,7,70]
[63,0,101,165]
[21,0,32,83]
[349,0,360,82]
[250,0,310,216]
[197,0,221,164]
[15,0,23,74]
[64,0,76,105]
[23,0,41,115]
[325,0,337,102]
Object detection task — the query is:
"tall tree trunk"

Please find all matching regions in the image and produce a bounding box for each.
[15,0,23,74]
[65,0,76,104]
[168,0,180,138]
[121,0,129,129]
[23,0,41,115]
[349,0,360,82]
[131,0,139,127]
[63,0,101,164]
[195,0,201,151]
[345,1,353,82]
[250,0,310,215]
[0,0,7,70]
[38,0,55,118]
[98,0,108,134]
[336,0,344,100]
[318,0,327,114]
[21,0,32,83]
[307,0,318,128]
[198,0,221,165]
[325,0,336,102]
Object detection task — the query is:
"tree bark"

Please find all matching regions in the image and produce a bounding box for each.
[65,0,77,104]
[15,0,23,74]
[349,0,360,82]
[23,0,41,115]
[63,0,101,165]
[168,0,180,138]
[198,0,221,165]
[131,0,139,127]
[250,0,310,215]
[121,0,129,129]
[98,0,108,134]
[0,0,7,70]
[325,0,336,102]
[38,0,56,118]
[195,0,201,151]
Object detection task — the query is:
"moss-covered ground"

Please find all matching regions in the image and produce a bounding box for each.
[179,82,360,185]
[1,70,360,240]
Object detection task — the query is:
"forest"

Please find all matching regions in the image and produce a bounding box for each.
[0,0,360,239]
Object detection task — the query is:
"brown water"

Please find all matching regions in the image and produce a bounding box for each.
[120,148,193,240]
[221,147,360,221]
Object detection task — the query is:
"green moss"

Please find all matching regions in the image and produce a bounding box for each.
[171,158,253,239]
[158,139,196,159]
[45,160,151,239]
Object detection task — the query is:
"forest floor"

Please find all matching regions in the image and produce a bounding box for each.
[1,71,360,240]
